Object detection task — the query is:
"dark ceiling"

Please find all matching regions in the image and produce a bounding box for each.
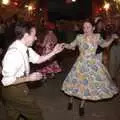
[48,0,92,21]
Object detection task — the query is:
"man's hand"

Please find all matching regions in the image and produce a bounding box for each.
[29,72,43,81]
[53,43,64,54]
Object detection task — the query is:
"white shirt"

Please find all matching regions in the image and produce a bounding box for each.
[2,40,40,86]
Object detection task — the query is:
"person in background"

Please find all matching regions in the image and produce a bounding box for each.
[37,29,62,78]
[1,22,64,120]
[109,23,120,83]
[4,15,18,50]
[94,18,105,62]
[102,24,115,69]
[94,18,105,38]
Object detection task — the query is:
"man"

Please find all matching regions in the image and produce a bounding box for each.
[1,22,64,120]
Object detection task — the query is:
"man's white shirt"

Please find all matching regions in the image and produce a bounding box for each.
[2,40,40,86]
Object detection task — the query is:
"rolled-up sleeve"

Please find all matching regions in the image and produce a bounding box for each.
[28,48,40,64]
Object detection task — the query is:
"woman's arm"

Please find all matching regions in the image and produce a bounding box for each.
[64,43,76,50]
[99,34,119,48]
[64,35,80,50]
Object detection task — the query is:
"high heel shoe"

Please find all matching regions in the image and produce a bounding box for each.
[79,106,84,116]
[67,102,73,110]
[79,100,85,116]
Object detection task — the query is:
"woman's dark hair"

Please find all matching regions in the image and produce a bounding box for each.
[15,21,36,40]
[81,19,95,33]
[83,19,95,27]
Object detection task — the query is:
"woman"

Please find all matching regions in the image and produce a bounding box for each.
[61,20,118,116]
[37,30,62,78]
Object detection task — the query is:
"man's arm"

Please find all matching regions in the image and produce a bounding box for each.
[10,76,30,85]
[2,50,43,86]
[37,43,64,64]
[11,72,43,86]
[2,72,43,86]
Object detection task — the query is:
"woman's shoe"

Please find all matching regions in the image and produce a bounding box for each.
[79,106,84,116]
[67,102,73,110]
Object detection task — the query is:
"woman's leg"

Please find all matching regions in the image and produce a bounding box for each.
[79,99,86,116]
[67,96,74,110]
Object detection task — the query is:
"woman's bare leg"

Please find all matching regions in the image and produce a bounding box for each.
[79,99,86,116]
[67,96,74,110]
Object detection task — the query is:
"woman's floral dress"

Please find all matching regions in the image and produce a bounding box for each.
[62,34,118,100]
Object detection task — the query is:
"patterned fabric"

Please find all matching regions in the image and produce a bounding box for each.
[38,61,62,75]
[38,31,62,75]
[62,34,118,101]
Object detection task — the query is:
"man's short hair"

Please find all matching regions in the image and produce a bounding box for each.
[15,22,35,40]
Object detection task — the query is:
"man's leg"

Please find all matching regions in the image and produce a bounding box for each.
[5,103,20,120]
[16,94,44,120]
[2,84,44,120]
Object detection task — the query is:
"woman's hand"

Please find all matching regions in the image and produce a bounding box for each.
[52,43,64,54]
[112,34,119,40]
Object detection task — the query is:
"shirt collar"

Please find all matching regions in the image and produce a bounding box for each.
[9,40,28,54]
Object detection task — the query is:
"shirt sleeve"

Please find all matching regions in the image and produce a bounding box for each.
[1,50,22,86]
[28,48,40,64]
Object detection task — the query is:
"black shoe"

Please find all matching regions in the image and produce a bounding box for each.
[67,102,73,110]
[79,107,84,116]
[18,114,28,120]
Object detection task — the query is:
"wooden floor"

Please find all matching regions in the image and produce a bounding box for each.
[0,50,120,120]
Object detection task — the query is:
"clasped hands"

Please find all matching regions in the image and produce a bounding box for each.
[29,43,66,82]
[28,43,72,82]
[52,43,75,53]
[52,43,66,54]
